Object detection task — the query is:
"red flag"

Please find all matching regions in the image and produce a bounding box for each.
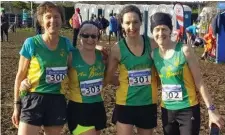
[174,3,184,37]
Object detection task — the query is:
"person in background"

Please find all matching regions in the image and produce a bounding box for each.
[72,8,82,47]
[99,14,109,37]
[201,25,216,60]
[34,12,42,35]
[185,24,197,47]
[1,10,9,42]
[94,15,103,30]
[108,13,118,44]
[116,14,124,41]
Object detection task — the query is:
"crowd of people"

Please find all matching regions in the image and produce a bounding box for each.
[9,1,225,135]
[175,20,217,61]
[70,8,124,46]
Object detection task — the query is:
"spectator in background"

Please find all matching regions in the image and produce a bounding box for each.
[90,14,97,22]
[186,23,198,47]
[201,25,216,60]
[90,14,95,21]
[94,15,103,29]
[186,22,198,36]
[1,10,9,42]
[35,20,42,35]
[99,14,109,36]
[34,12,42,34]
[116,14,124,41]
[108,13,118,44]
[22,9,28,27]
[71,8,82,47]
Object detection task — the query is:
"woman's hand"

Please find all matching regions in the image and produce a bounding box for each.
[11,104,21,128]
[208,109,225,129]
[19,78,31,91]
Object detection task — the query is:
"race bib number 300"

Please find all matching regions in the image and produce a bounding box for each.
[128,69,151,86]
[162,84,183,101]
[46,67,67,84]
[80,78,103,96]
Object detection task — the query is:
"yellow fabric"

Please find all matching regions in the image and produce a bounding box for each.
[116,64,129,105]
[72,124,95,135]
[65,68,82,102]
[183,63,199,106]
[151,66,158,104]
[69,18,73,27]
[27,56,41,92]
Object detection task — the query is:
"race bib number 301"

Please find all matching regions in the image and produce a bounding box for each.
[46,67,67,84]
[162,84,183,101]
[128,69,151,86]
[80,78,103,96]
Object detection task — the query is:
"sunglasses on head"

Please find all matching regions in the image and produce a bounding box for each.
[80,33,98,39]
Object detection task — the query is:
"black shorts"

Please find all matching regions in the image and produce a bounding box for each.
[112,104,157,129]
[67,101,107,133]
[161,104,200,135]
[20,92,67,126]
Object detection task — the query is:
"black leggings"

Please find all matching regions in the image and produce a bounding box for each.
[1,26,8,41]
[108,31,117,43]
[73,28,80,47]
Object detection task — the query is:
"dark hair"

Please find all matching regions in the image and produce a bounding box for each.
[79,21,101,40]
[119,5,142,24]
[150,12,172,33]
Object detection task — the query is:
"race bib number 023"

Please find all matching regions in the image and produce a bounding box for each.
[80,78,103,96]
[162,84,183,101]
[128,69,151,86]
[46,67,67,84]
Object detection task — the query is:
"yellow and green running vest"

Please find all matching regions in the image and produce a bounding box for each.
[66,49,105,103]
[27,35,70,94]
[153,42,199,110]
[116,36,158,106]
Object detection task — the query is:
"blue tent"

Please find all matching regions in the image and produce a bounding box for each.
[216,2,225,63]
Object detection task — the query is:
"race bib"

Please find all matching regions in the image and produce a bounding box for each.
[46,67,67,84]
[162,84,183,101]
[80,78,103,96]
[128,69,151,86]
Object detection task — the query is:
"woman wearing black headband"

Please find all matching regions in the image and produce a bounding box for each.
[151,12,224,135]
[105,5,158,135]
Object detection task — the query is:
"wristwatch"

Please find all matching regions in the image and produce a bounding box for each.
[208,105,216,111]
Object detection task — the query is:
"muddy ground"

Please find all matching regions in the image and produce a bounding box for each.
[1,29,225,135]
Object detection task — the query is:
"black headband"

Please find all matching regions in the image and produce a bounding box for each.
[79,21,101,40]
[150,12,173,33]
